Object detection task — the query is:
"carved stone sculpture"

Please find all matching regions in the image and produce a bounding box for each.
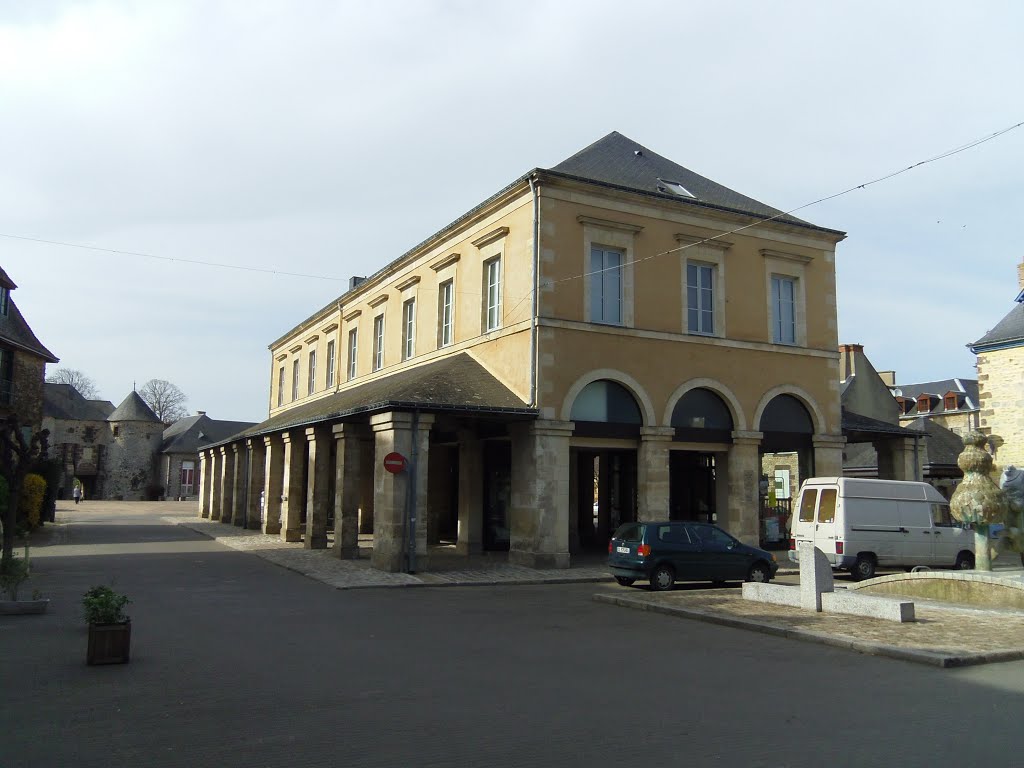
[950,431,1008,571]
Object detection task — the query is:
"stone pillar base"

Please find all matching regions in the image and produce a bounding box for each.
[456,541,482,556]
[263,521,281,535]
[233,517,246,527]
[372,550,405,572]
[305,534,328,549]
[509,550,571,570]
[333,545,359,559]
[283,529,302,543]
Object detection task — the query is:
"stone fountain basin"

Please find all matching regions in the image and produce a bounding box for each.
[849,571,1024,610]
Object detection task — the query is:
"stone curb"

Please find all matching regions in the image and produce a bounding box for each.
[166,517,614,590]
[592,593,1024,668]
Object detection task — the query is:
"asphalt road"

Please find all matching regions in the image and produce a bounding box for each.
[4,506,1024,768]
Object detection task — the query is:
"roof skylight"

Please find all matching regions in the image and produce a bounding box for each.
[656,178,695,198]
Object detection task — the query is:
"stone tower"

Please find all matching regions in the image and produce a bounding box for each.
[105,391,163,500]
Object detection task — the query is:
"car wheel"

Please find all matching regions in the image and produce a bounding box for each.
[747,563,771,583]
[955,551,975,570]
[650,564,675,592]
[614,576,636,587]
[852,555,876,581]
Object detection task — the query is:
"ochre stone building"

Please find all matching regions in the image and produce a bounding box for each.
[971,261,1024,471]
[200,132,847,571]
[0,266,58,430]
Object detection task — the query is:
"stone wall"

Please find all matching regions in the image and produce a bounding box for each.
[43,417,111,499]
[977,348,1024,471]
[1,354,46,427]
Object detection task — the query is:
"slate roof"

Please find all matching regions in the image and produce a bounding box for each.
[223,353,535,446]
[161,414,257,455]
[971,301,1024,351]
[0,292,58,363]
[547,132,842,235]
[841,408,913,439]
[107,391,162,423]
[892,378,979,417]
[43,383,115,421]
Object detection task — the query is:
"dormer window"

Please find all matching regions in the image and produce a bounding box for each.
[917,395,932,414]
[944,393,959,411]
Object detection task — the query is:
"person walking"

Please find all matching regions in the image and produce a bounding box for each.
[73,484,81,504]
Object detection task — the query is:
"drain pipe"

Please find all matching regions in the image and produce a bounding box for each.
[528,173,540,408]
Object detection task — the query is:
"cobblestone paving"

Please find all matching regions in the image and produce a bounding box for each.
[163,516,613,589]
[602,588,1024,660]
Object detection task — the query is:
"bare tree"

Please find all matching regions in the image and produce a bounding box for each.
[139,379,188,424]
[45,368,99,399]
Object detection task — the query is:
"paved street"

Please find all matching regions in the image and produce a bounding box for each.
[4,502,1024,768]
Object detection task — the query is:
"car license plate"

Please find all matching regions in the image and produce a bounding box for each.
[616,546,630,554]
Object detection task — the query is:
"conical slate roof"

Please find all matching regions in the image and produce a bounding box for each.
[107,391,162,423]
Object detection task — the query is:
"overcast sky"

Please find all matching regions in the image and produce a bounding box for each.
[2,1,1022,422]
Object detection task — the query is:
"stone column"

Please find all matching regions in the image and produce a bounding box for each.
[727,431,762,546]
[218,446,235,524]
[262,434,284,535]
[198,450,211,518]
[209,449,224,521]
[281,430,305,543]
[456,430,484,556]
[369,411,435,572]
[358,437,375,533]
[637,427,674,521]
[509,420,574,569]
[874,436,918,481]
[332,423,363,559]
[230,443,246,526]
[304,426,331,549]
[246,438,266,530]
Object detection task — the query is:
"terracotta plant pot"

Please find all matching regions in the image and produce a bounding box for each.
[87,621,131,665]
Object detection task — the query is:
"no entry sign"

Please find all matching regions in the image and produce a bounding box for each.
[383,451,407,474]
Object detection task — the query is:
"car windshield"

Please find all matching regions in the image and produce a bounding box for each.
[614,524,643,542]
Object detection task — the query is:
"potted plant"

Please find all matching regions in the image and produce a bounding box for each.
[0,544,49,615]
[83,585,131,665]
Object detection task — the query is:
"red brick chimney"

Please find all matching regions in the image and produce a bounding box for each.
[838,343,863,381]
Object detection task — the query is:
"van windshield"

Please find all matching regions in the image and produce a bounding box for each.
[799,490,818,522]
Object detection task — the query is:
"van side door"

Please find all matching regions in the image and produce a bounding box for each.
[930,502,966,566]
[897,501,934,566]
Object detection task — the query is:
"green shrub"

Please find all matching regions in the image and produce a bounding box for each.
[19,473,46,529]
[82,585,130,625]
[0,546,30,600]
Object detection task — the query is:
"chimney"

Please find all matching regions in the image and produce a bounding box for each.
[1018,261,1024,290]
[196,411,206,416]
[838,343,863,381]
[349,276,366,291]
[877,370,896,387]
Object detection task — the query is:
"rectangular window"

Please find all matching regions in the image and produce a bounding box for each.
[373,315,384,372]
[771,276,796,344]
[402,298,416,361]
[439,279,454,347]
[817,489,837,523]
[484,257,502,331]
[686,263,714,334]
[798,489,818,523]
[348,329,358,380]
[307,350,316,395]
[277,366,285,407]
[326,340,335,388]
[589,247,623,324]
[181,461,195,496]
[291,359,299,401]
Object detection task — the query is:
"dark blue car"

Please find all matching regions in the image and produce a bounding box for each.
[608,521,778,591]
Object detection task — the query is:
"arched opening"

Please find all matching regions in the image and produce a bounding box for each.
[669,388,735,524]
[759,394,815,549]
[569,380,641,553]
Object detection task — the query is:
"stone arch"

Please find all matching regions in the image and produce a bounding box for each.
[662,378,747,432]
[752,384,825,435]
[560,369,656,426]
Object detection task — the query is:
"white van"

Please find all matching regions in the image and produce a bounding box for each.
[788,477,973,580]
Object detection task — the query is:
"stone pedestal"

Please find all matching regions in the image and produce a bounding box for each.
[726,432,762,546]
[246,438,266,530]
[370,412,434,572]
[262,435,283,535]
[798,541,834,611]
[456,431,484,555]
[637,427,673,521]
[304,426,330,549]
[509,420,573,569]
[281,430,305,543]
[332,424,363,559]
